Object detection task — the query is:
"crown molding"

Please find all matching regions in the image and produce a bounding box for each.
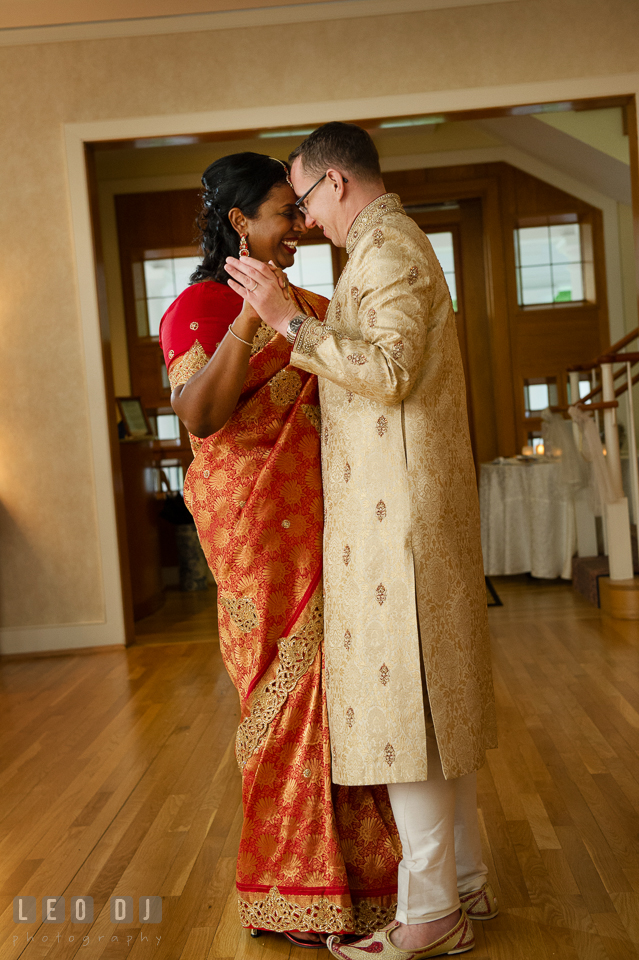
[0,0,520,46]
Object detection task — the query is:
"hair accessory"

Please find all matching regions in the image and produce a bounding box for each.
[228,324,253,347]
[239,234,249,257]
[270,157,294,190]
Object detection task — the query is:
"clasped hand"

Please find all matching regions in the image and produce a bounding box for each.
[225,256,298,337]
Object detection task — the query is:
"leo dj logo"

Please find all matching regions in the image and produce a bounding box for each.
[13,896,162,924]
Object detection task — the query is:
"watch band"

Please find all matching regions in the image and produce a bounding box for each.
[286,313,308,345]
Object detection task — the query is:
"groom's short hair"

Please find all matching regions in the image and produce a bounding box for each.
[289,122,382,183]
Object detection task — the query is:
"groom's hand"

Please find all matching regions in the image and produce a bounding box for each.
[225,256,297,337]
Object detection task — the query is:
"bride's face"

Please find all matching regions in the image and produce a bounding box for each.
[239,182,308,269]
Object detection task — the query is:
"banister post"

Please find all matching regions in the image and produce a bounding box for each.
[601,361,634,581]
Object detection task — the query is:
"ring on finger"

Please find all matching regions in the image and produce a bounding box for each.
[248,280,259,292]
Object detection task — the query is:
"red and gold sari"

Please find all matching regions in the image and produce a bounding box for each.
[160,279,400,935]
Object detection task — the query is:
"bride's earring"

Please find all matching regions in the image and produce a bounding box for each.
[239,233,249,257]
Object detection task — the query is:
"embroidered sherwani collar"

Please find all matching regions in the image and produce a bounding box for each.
[345,193,404,256]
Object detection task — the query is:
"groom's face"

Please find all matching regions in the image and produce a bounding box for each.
[290,158,345,247]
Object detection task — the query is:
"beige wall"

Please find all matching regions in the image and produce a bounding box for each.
[1,0,639,643]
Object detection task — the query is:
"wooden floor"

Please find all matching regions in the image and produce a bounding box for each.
[1,577,639,960]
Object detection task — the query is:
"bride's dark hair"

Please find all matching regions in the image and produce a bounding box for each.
[190,152,290,285]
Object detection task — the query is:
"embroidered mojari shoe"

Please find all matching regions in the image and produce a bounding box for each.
[326,913,474,959]
[459,882,498,920]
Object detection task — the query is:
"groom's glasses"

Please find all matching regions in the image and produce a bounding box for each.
[295,172,348,215]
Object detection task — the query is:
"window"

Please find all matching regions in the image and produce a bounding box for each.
[285,243,334,298]
[567,376,593,404]
[159,461,184,494]
[425,232,458,311]
[148,412,181,441]
[133,251,200,338]
[514,222,592,307]
[523,377,558,417]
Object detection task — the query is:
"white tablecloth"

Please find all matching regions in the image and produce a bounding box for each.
[480,460,576,579]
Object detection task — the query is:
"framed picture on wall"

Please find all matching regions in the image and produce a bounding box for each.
[116,396,154,439]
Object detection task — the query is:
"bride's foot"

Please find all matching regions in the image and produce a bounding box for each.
[284,929,324,948]
[388,911,461,950]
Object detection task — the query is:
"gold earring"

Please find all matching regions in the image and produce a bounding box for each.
[239,234,249,257]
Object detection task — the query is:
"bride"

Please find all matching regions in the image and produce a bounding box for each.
[159,152,400,945]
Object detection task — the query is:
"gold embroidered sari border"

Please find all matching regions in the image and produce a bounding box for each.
[237,885,397,935]
[234,589,323,769]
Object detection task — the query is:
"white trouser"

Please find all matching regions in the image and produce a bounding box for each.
[386,717,487,924]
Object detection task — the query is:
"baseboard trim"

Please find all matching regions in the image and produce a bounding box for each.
[0,621,126,657]
[0,642,127,661]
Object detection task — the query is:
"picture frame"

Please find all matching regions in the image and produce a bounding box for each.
[116,396,155,439]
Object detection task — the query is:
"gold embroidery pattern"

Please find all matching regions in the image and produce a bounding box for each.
[219,595,260,635]
[270,368,302,406]
[372,228,385,248]
[281,519,291,529]
[384,743,396,766]
[167,340,210,389]
[343,546,351,566]
[367,308,377,327]
[294,318,333,357]
[380,664,390,686]
[346,707,355,728]
[347,392,354,403]
[237,886,397,936]
[348,354,367,365]
[189,321,199,330]
[376,500,387,522]
[302,403,321,433]
[408,266,419,285]
[346,194,403,255]
[235,597,322,769]
[376,416,388,437]
[391,340,404,360]
[251,321,276,355]
[350,286,359,301]
[168,349,174,359]
[344,462,351,483]
[344,630,352,651]
[376,584,387,606]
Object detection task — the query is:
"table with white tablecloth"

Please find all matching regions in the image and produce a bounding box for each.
[479,459,577,579]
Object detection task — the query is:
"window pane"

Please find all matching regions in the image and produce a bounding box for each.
[524,378,558,415]
[516,226,551,267]
[444,271,457,309]
[156,414,181,441]
[147,297,175,337]
[549,223,581,264]
[298,245,334,286]
[518,265,554,305]
[144,259,176,298]
[173,256,200,292]
[427,232,455,274]
[578,379,591,398]
[285,243,334,297]
[526,383,549,411]
[552,263,584,302]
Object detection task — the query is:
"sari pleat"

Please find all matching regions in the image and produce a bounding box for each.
[162,280,400,934]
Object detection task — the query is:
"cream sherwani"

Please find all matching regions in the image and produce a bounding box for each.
[291,194,497,786]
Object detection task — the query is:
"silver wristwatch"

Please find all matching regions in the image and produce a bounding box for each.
[286,313,307,345]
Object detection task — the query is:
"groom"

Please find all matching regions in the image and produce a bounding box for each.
[225,122,498,959]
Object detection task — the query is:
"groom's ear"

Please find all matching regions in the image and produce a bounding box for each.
[326,169,347,199]
[228,206,248,235]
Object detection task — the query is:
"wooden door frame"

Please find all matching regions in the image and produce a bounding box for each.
[66,82,639,648]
